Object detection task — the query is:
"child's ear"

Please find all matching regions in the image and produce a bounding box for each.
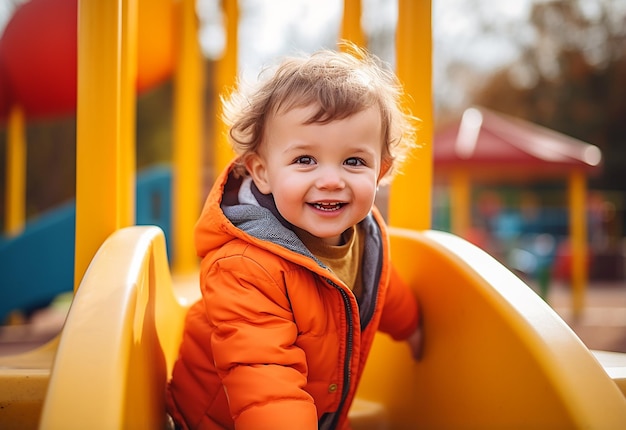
[377,159,392,184]
[245,154,272,194]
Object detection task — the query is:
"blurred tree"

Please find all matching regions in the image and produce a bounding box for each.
[473,0,626,195]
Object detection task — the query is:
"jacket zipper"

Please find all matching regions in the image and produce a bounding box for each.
[323,278,354,429]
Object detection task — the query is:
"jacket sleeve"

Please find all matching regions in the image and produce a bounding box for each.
[377,264,420,341]
[202,250,318,429]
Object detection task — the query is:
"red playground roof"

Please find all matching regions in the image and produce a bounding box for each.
[434,107,602,179]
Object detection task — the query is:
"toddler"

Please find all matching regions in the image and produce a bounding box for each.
[166,44,423,430]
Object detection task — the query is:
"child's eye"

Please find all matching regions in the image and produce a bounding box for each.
[344,157,366,167]
[294,156,315,165]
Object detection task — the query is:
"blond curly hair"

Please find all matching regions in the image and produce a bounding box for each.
[221,43,419,184]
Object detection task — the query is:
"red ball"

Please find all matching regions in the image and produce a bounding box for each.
[0,58,11,122]
[0,0,77,118]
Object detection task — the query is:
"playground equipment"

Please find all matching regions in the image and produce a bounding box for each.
[1,0,626,429]
[434,106,602,315]
[0,165,173,322]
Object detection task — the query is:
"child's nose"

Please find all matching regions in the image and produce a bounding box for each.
[315,166,345,190]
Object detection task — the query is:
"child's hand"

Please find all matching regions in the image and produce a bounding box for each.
[406,323,424,361]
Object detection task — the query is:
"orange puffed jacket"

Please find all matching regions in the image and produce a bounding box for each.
[166,165,420,430]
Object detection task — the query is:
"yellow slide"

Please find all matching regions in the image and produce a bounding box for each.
[39,226,198,429]
[355,227,626,428]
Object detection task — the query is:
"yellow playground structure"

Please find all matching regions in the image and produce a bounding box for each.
[1,0,626,428]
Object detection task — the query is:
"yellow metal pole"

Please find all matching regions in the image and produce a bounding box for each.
[75,0,137,290]
[341,0,366,48]
[214,0,238,175]
[568,169,588,318]
[172,0,204,274]
[121,0,138,229]
[450,168,471,237]
[390,0,433,230]
[5,105,26,236]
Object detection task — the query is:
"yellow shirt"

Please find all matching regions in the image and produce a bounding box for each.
[294,225,364,299]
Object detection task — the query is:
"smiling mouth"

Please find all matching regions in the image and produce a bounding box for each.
[310,202,345,211]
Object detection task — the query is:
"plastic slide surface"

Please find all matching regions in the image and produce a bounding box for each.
[354,228,626,428]
[38,226,197,429]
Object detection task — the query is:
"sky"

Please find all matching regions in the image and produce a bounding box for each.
[197,0,535,74]
[0,0,17,34]
[195,0,538,112]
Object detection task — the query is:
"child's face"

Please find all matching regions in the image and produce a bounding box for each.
[246,105,383,246]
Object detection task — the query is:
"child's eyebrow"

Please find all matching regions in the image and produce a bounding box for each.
[352,147,377,154]
[282,142,315,153]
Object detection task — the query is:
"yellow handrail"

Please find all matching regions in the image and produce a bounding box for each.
[172,0,204,274]
[5,105,26,236]
[389,0,433,230]
[341,0,366,47]
[74,0,136,290]
[213,0,239,175]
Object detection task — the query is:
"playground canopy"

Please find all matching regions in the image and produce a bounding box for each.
[434,106,602,181]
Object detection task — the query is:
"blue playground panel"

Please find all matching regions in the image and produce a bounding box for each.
[0,165,173,322]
